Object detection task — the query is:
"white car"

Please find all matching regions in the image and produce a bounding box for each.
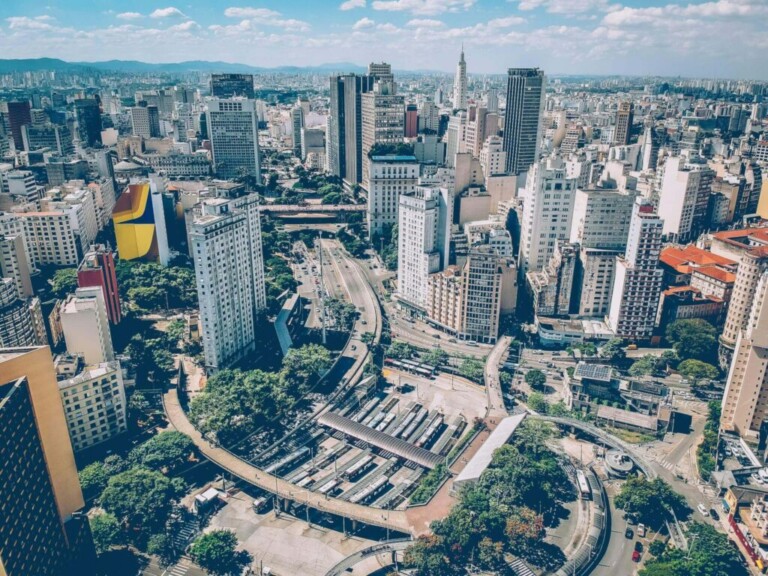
[697,503,709,516]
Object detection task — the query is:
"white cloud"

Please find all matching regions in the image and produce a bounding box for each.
[377,22,399,32]
[372,0,476,16]
[224,7,280,19]
[222,7,310,31]
[518,0,613,14]
[169,21,200,32]
[487,16,526,27]
[353,17,376,30]
[6,16,55,30]
[340,0,366,10]
[602,0,768,27]
[149,7,187,19]
[116,12,143,20]
[406,18,445,27]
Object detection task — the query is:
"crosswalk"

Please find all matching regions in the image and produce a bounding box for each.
[163,557,192,576]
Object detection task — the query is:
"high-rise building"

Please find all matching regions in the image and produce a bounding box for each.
[657,155,714,243]
[336,73,375,185]
[74,98,102,147]
[418,101,439,134]
[607,198,664,341]
[112,181,171,265]
[569,187,636,250]
[452,47,468,111]
[367,154,418,238]
[21,123,74,156]
[191,194,266,371]
[479,135,505,180]
[0,278,43,347]
[405,104,418,138]
[721,269,768,439]
[361,75,405,190]
[0,232,33,298]
[459,245,502,341]
[291,106,304,158]
[328,74,348,178]
[210,73,255,99]
[20,208,89,267]
[60,286,115,365]
[613,101,634,146]
[130,105,161,138]
[527,241,578,318]
[77,244,121,325]
[397,186,452,310]
[6,100,31,150]
[518,155,577,274]
[486,88,499,114]
[0,346,93,576]
[205,98,261,182]
[502,68,545,175]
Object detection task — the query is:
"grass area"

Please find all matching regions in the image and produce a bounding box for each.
[409,463,448,506]
[603,426,657,444]
[446,424,481,464]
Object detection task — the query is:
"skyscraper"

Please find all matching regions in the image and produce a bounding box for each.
[74,98,102,147]
[361,71,405,190]
[291,105,304,158]
[657,155,714,243]
[210,73,255,99]
[328,74,348,178]
[60,286,115,365]
[6,100,31,151]
[367,154,418,237]
[130,105,161,138]
[205,98,261,182]
[405,103,418,138]
[613,101,634,146]
[607,198,664,342]
[502,68,545,176]
[452,47,468,111]
[191,194,266,371]
[77,244,121,325]
[0,346,93,576]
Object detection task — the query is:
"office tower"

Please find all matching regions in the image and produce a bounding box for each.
[486,88,499,114]
[444,111,467,169]
[640,124,660,171]
[205,98,261,182]
[0,233,33,298]
[57,357,126,452]
[503,68,545,175]
[721,270,768,438]
[405,104,418,138]
[570,188,636,250]
[0,346,92,576]
[73,98,102,147]
[0,278,42,347]
[130,105,161,138]
[607,198,664,341]
[60,286,115,365]
[210,73,255,99]
[397,186,452,310]
[657,155,713,243]
[460,245,502,341]
[518,155,577,274]
[112,181,171,265]
[77,244,121,324]
[291,105,304,158]
[328,75,348,177]
[434,86,444,106]
[339,74,375,185]
[361,75,405,190]
[613,101,634,146]
[6,100,31,150]
[418,101,439,134]
[367,154,418,238]
[21,123,74,155]
[191,194,266,371]
[368,62,394,83]
[453,47,468,111]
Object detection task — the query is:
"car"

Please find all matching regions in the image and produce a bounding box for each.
[697,503,709,517]
[632,550,641,562]
[448,338,457,343]
[625,527,634,539]
[637,523,646,536]
[710,508,720,521]
[634,541,643,552]
[431,333,440,339]
[361,320,367,325]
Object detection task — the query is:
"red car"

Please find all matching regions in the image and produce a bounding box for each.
[632,550,641,562]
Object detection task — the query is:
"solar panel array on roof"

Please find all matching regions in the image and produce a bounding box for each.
[574,363,613,382]
[317,412,444,470]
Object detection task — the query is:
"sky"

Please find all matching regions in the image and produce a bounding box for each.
[1,0,767,79]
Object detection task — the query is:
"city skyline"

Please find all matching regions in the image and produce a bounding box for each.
[0,0,767,80]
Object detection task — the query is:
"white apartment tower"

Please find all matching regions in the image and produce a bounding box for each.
[361,72,405,190]
[452,47,468,111]
[205,98,261,183]
[479,135,505,180]
[607,198,664,341]
[60,286,115,365]
[657,155,714,243]
[191,194,266,371]
[367,155,418,238]
[518,155,577,274]
[397,187,452,310]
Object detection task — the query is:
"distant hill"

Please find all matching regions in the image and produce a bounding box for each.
[0,58,370,75]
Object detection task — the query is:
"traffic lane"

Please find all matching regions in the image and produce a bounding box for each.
[592,496,636,576]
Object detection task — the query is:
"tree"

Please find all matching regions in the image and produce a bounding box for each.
[128,431,194,473]
[422,348,449,367]
[499,371,514,389]
[90,513,122,555]
[280,344,332,390]
[99,468,186,538]
[505,507,545,557]
[614,476,690,529]
[147,533,178,566]
[388,340,415,360]
[524,369,546,389]
[600,338,627,363]
[189,530,252,576]
[129,391,150,414]
[628,355,667,377]
[79,462,110,500]
[51,268,78,299]
[665,319,718,362]
[677,359,719,383]
[459,358,485,383]
[526,391,548,413]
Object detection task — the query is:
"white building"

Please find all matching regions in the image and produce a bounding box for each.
[607,198,664,341]
[130,105,160,138]
[60,286,115,365]
[518,155,577,274]
[452,47,468,111]
[205,98,261,182]
[191,194,266,371]
[397,186,452,311]
[367,155,418,238]
[20,209,84,267]
[569,187,636,250]
[58,360,127,452]
[479,135,505,181]
[657,155,714,243]
[361,76,405,189]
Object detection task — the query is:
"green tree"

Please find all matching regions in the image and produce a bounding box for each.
[614,476,690,529]
[90,513,122,555]
[388,340,415,360]
[677,359,719,383]
[129,391,150,414]
[147,533,178,566]
[79,462,110,500]
[459,358,485,382]
[665,319,718,362]
[600,338,627,363]
[281,344,332,390]
[51,267,78,299]
[99,468,186,538]
[526,391,548,413]
[189,530,252,576]
[629,355,668,377]
[422,348,449,367]
[524,369,546,389]
[499,371,514,389]
[128,431,194,473]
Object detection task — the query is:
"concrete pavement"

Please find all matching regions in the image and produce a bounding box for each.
[484,335,512,418]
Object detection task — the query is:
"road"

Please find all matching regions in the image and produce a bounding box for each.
[484,336,511,418]
[591,483,636,576]
[388,312,490,358]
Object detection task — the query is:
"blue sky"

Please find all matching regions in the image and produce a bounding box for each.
[1,0,767,78]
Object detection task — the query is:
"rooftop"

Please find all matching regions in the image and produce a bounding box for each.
[454,413,526,487]
[574,363,614,383]
[659,244,735,273]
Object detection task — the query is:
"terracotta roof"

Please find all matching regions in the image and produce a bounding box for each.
[659,244,736,273]
[712,227,768,251]
[693,265,736,284]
